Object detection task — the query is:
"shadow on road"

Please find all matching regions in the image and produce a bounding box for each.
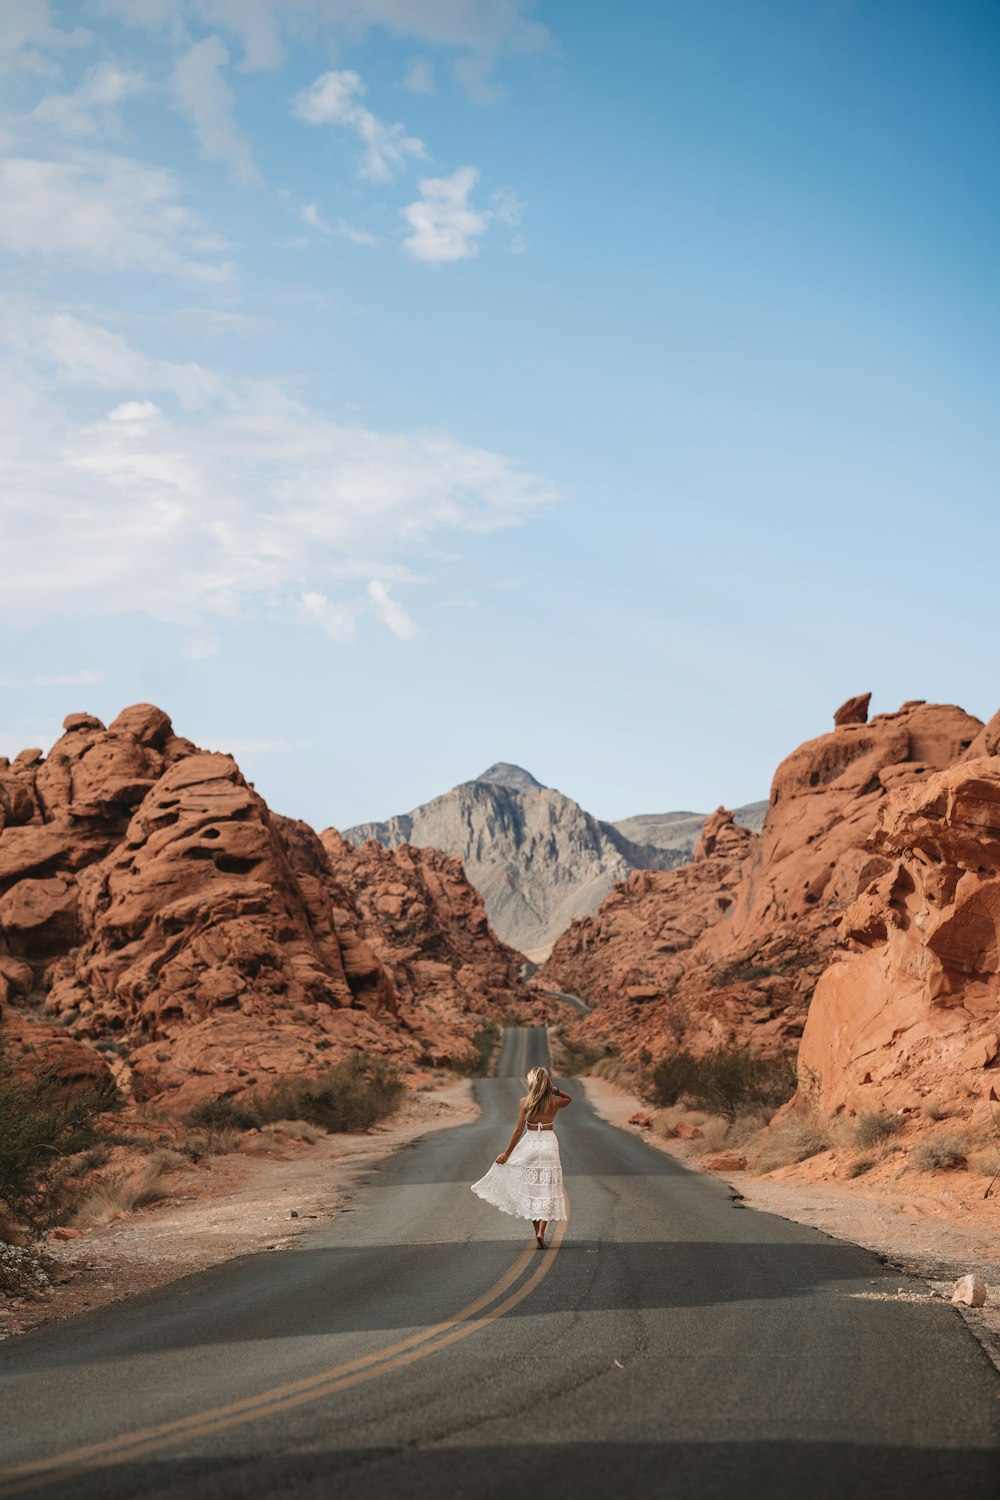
[23,1438,1000,1500]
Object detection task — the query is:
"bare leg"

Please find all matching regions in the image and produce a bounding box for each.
[536,1219,547,1248]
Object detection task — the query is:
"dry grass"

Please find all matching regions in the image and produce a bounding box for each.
[747,1110,832,1174]
[854,1111,903,1149]
[182,1126,242,1161]
[249,1120,324,1148]
[690,1116,731,1155]
[909,1134,970,1172]
[922,1099,952,1122]
[653,1106,689,1139]
[73,1162,176,1228]
[967,1142,1000,1176]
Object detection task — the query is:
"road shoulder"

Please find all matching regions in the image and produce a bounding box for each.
[582,1074,1000,1372]
[1,1079,477,1344]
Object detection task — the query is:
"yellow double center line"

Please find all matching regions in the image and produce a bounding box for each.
[0,1210,568,1495]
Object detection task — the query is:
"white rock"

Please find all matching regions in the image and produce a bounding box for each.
[951,1272,987,1307]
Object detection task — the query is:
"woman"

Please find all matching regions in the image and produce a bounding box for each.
[470,1065,571,1248]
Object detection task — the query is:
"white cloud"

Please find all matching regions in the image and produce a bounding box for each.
[0,310,558,644]
[301,201,378,246]
[0,151,232,282]
[403,56,434,94]
[96,2,551,86]
[292,69,425,182]
[27,63,148,137]
[0,300,219,408]
[368,579,416,639]
[0,1,90,77]
[171,34,259,183]
[108,400,162,421]
[402,166,488,264]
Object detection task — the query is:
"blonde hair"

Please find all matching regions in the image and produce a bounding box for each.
[524,1066,554,1123]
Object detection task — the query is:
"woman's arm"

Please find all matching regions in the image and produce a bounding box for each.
[496,1100,527,1163]
[553,1085,572,1108]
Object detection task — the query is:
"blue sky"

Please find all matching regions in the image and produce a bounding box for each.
[1,1,998,830]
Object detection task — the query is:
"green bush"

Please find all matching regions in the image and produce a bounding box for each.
[0,1043,120,1236]
[854,1111,901,1148]
[253,1053,403,1133]
[184,1097,261,1132]
[649,1048,797,1119]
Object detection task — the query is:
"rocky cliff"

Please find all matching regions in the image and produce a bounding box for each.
[344,766,763,961]
[0,707,529,1110]
[795,731,1000,1127]
[543,697,997,1127]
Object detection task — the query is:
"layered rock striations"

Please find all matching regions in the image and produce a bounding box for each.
[344,765,763,961]
[0,708,529,1109]
[543,699,992,1108]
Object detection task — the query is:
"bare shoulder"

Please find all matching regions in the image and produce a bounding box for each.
[518,1096,527,1111]
[555,1090,572,1108]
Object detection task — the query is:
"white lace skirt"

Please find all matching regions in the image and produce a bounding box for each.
[470,1127,567,1222]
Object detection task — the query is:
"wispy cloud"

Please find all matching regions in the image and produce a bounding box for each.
[403,56,435,94]
[0,150,232,282]
[368,579,417,640]
[402,166,489,264]
[0,308,558,645]
[301,201,378,247]
[171,34,259,184]
[27,62,147,137]
[292,69,426,182]
[0,2,91,77]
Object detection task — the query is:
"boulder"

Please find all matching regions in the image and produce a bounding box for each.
[951,1273,987,1308]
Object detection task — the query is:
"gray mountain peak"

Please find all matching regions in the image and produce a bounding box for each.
[474,763,545,793]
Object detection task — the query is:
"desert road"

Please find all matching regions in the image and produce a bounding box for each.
[1,1026,998,1499]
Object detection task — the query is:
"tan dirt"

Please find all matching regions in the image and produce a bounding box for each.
[1,1078,477,1343]
[582,1075,1000,1371]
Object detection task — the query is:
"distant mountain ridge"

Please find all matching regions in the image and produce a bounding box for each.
[342,766,766,961]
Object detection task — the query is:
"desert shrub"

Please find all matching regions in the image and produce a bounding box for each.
[184,1097,261,1131]
[182,1126,241,1161]
[73,1162,175,1227]
[250,1120,323,1148]
[967,1142,1000,1176]
[691,1116,730,1155]
[649,1048,797,1119]
[749,1112,832,1173]
[0,1242,51,1297]
[922,1099,951,1122]
[910,1135,969,1172]
[854,1111,902,1149]
[548,1030,603,1077]
[847,1156,877,1178]
[456,1023,501,1077]
[0,1043,120,1237]
[253,1053,403,1133]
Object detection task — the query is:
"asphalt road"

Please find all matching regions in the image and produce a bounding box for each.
[1,1026,998,1499]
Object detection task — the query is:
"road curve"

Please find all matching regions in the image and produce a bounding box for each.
[1,1026,998,1499]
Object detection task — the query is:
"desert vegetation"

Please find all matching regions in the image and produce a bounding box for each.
[648,1048,797,1119]
[0,1044,119,1242]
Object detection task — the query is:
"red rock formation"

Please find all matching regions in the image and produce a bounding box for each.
[543,701,986,1078]
[1,707,531,1110]
[322,831,531,1062]
[796,756,1000,1125]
